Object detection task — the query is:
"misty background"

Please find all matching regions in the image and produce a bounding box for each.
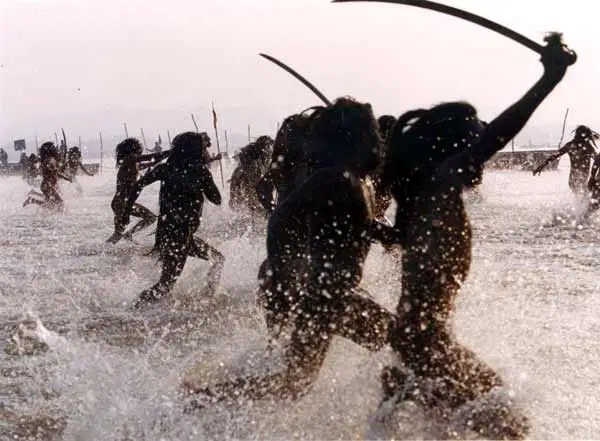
[2,0,599,161]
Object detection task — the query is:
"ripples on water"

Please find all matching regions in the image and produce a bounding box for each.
[1,161,599,440]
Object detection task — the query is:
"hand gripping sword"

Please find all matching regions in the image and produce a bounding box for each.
[333,0,576,63]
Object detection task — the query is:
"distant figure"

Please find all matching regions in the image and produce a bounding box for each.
[533,125,599,196]
[64,147,95,179]
[0,148,8,171]
[107,138,166,244]
[229,136,273,213]
[256,112,312,213]
[25,154,40,186]
[19,152,28,179]
[118,132,224,307]
[23,142,71,209]
[153,136,163,154]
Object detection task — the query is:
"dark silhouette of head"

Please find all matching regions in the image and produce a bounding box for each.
[573,125,600,142]
[116,138,143,164]
[306,97,380,175]
[200,132,212,149]
[273,113,312,163]
[168,131,206,169]
[39,142,59,161]
[378,115,397,144]
[384,101,485,188]
[68,146,82,161]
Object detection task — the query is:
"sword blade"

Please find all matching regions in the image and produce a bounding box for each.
[333,0,543,54]
[259,53,332,106]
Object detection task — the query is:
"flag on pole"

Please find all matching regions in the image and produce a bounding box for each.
[212,105,218,131]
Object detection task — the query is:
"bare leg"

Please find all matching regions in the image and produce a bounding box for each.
[135,228,192,307]
[185,290,394,404]
[188,237,225,295]
[122,203,157,240]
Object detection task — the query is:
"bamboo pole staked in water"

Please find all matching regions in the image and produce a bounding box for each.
[247,124,251,143]
[123,122,129,138]
[167,130,172,146]
[99,132,104,174]
[224,130,230,158]
[140,128,148,151]
[558,108,570,149]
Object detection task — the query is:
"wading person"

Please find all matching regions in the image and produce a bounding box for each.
[371,34,574,439]
[107,138,167,244]
[118,132,224,307]
[533,124,598,196]
[185,98,395,402]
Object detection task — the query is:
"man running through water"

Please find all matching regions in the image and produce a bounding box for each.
[119,132,224,307]
[107,138,168,244]
[533,125,598,196]
[371,34,574,439]
[185,98,395,402]
[23,142,72,210]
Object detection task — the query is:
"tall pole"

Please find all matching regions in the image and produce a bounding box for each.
[211,102,226,188]
[224,130,230,157]
[140,128,148,151]
[247,124,251,143]
[99,131,104,174]
[191,113,199,132]
[123,122,129,138]
[167,130,172,146]
[54,132,59,146]
[558,108,570,149]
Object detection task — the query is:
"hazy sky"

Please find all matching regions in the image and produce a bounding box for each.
[2,0,599,156]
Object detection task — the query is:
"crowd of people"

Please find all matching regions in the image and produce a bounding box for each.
[9,28,600,440]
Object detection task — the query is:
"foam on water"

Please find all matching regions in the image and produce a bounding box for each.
[1,160,599,440]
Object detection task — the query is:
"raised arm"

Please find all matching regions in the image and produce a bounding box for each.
[468,34,575,168]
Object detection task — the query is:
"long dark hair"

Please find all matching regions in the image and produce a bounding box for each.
[115,138,142,165]
[305,97,380,174]
[384,101,483,188]
[168,132,206,170]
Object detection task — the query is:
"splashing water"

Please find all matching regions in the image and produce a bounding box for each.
[1,159,600,440]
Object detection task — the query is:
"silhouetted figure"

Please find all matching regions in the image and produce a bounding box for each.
[64,147,94,179]
[533,125,598,196]
[23,142,71,209]
[229,136,273,213]
[584,153,600,218]
[0,148,8,171]
[371,34,574,438]
[185,98,395,402]
[107,138,166,244]
[256,112,313,212]
[118,132,224,307]
[24,153,40,186]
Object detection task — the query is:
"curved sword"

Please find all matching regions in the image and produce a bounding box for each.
[259,53,332,106]
[333,0,544,54]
